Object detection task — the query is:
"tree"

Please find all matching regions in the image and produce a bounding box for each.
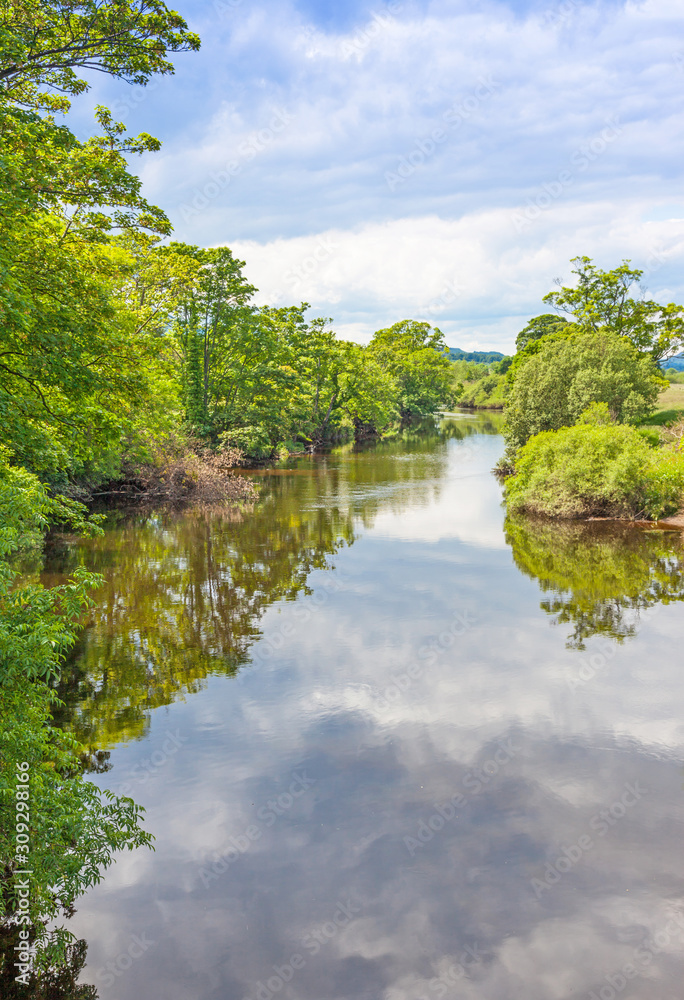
[543,256,684,362]
[338,344,398,437]
[0,0,200,481]
[0,0,199,109]
[0,457,153,974]
[504,330,663,450]
[165,244,256,433]
[515,313,568,352]
[368,320,452,421]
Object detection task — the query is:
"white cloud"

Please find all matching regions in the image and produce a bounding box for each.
[72,0,684,344]
[229,203,684,348]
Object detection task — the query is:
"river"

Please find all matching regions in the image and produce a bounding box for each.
[45,411,684,1000]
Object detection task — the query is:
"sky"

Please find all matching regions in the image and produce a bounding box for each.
[74,0,684,350]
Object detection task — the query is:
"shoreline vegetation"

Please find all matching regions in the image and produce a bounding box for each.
[2,2,684,993]
[452,259,684,523]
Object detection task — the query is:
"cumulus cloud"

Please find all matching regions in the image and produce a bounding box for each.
[74,0,684,344]
[230,203,684,347]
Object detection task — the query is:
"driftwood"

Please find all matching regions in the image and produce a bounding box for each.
[69,443,258,508]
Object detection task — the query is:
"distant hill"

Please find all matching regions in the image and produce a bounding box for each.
[661,354,684,371]
[448,347,505,363]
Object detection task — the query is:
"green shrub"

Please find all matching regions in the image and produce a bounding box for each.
[505,422,684,519]
[504,330,663,450]
[218,425,274,461]
[456,372,507,408]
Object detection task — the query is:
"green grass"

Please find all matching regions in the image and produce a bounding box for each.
[641,384,684,427]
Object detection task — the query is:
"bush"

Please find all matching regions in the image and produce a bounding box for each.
[218,425,275,461]
[456,372,507,408]
[504,330,663,450]
[505,422,684,519]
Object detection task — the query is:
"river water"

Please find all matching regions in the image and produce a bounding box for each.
[48,412,684,1000]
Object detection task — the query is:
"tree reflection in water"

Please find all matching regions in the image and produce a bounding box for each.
[505,516,684,648]
[45,416,500,748]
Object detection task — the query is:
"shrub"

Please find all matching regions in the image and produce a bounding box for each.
[505,422,684,519]
[504,330,663,450]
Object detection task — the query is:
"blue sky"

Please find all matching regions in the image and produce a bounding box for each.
[75,0,684,349]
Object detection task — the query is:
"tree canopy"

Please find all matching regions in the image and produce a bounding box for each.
[0,0,200,109]
[515,313,569,352]
[543,256,684,362]
[368,320,452,420]
[504,329,663,450]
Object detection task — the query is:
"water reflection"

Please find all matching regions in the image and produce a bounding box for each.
[0,928,96,999]
[505,516,684,648]
[49,414,501,747]
[32,412,684,1000]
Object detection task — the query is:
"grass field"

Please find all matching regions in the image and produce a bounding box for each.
[635,383,684,428]
[646,383,684,425]
[658,382,684,409]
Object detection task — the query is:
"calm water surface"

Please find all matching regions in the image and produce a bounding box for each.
[48,413,684,1000]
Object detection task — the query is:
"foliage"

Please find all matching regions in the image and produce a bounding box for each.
[0,101,182,482]
[447,347,504,363]
[0,457,153,974]
[165,277,401,455]
[505,420,684,520]
[515,313,569,351]
[504,330,663,450]
[543,256,684,362]
[454,372,507,408]
[0,0,200,109]
[368,320,452,421]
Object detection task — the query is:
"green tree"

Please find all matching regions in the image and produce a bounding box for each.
[0,457,153,974]
[515,313,569,352]
[0,0,199,109]
[543,256,684,362]
[368,320,451,421]
[0,0,202,481]
[166,244,257,433]
[504,330,663,450]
